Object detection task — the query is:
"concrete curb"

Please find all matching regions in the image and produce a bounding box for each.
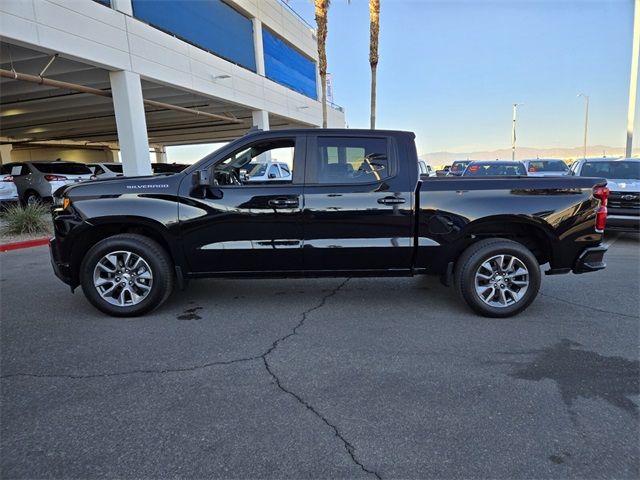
[0,238,50,252]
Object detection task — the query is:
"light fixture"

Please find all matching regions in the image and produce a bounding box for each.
[0,108,28,117]
[297,106,309,110]
[212,74,231,81]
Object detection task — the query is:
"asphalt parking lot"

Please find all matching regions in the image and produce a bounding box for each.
[1,234,638,479]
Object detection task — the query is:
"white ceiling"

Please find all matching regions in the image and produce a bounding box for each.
[1,42,303,147]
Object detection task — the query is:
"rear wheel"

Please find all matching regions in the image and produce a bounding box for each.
[454,238,541,318]
[80,234,173,317]
[23,190,42,206]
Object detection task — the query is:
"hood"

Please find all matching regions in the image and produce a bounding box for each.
[605,179,640,192]
[53,173,183,199]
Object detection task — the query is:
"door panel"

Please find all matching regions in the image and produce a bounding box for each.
[302,135,414,272]
[179,186,303,273]
[178,135,305,274]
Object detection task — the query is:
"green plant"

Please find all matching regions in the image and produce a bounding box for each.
[1,203,50,235]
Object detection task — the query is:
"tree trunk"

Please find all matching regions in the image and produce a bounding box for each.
[369,0,380,130]
[315,0,330,128]
[321,76,328,128]
[370,64,377,129]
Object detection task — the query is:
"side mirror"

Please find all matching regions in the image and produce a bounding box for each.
[268,173,277,179]
[193,169,211,186]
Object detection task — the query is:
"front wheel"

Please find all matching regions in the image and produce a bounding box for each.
[80,234,174,317]
[454,238,541,318]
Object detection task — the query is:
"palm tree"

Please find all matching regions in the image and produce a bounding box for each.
[315,0,330,128]
[369,0,380,129]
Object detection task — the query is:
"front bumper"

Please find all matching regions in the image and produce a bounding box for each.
[573,245,607,274]
[49,237,72,286]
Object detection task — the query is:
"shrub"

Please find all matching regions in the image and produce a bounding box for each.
[1,203,50,235]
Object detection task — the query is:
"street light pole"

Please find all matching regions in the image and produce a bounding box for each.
[511,103,523,160]
[578,93,589,159]
[626,0,640,158]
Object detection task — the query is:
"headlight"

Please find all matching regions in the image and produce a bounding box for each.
[52,196,71,210]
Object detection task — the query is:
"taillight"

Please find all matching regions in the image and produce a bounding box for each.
[44,175,67,181]
[593,186,609,232]
[2,175,13,182]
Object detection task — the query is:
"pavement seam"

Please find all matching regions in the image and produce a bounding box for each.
[539,292,639,319]
[259,278,382,480]
[0,356,261,380]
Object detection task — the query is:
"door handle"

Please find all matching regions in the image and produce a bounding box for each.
[268,198,299,208]
[377,196,406,205]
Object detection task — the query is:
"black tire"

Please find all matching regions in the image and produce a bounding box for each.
[80,234,174,317]
[454,238,541,318]
[23,190,42,206]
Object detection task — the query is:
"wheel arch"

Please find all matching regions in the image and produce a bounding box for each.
[461,215,557,265]
[68,216,180,287]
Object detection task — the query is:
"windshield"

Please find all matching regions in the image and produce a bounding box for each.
[528,160,568,172]
[248,164,267,177]
[32,163,92,175]
[581,161,640,179]
[450,161,471,173]
[464,163,527,176]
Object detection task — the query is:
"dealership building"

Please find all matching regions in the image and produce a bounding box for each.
[0,0,345,175]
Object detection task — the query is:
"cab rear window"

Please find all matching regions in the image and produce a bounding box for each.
[528,160,568,172]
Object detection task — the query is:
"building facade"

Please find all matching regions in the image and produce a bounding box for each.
[0,0,345,174]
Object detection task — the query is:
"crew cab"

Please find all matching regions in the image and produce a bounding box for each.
[49,129,609,318]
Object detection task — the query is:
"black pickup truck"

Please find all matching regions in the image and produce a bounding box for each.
[50,129,609,318]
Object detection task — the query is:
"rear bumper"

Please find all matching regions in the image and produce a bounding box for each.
[49,237,72,286]
[573,245,607,274]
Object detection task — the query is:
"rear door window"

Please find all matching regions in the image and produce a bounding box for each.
[315,137,391,184]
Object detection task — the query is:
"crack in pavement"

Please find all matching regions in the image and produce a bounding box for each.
[2,278,381,478]
[260,278,382,479]
[539,292,639,320]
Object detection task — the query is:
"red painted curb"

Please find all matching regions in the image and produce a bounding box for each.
[0,237,50,252]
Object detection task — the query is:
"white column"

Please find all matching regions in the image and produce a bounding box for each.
[252,110,270,163]
[0,144,13,164]
[109,70,152,176]
[109,149,120,163]
[154,145,168,163]
[252,109,270,131]
[111,0,133,16]
[252,18,266,76]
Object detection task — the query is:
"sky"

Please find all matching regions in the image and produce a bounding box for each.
[168,0,638,161]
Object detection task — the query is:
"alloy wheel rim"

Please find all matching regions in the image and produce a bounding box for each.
[93,250,153,307]
[474,254,529,308]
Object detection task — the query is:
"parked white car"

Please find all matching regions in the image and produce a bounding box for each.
[5,161,95,204]
[89,163,124,178]
[418,160,436,177]
[0,165,19,205]
[245,162,292,182]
